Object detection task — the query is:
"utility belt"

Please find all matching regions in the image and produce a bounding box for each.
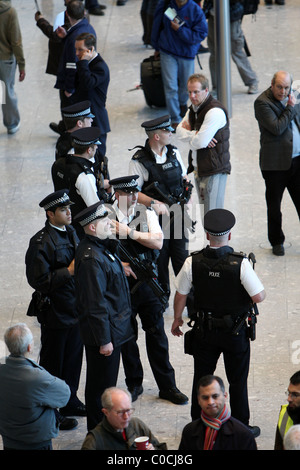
[184,310,250,356]
[191,310,243,330]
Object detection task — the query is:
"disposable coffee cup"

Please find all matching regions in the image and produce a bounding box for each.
[134,436,149,450]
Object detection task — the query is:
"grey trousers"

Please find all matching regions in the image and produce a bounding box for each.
[208,16,258,89]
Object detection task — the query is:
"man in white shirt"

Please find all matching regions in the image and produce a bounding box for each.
[51,127,104,239]
[176,74,231,215]
[129,115,192,300]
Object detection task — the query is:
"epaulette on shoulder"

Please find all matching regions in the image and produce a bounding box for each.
[190,249,204,257]
[232,250,247,259]
[35,230,47,244]
[132,151,143,160]
[82,246,93,260]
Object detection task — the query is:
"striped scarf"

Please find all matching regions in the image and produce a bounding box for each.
[201,405,231,450]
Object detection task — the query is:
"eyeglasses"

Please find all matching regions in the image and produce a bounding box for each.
[113,408,135,416]
[285,390,300,399]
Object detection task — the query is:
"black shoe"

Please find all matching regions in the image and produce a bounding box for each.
[60,402,86,417]
[128,385,143,402]
[198,44,209,54]
[49,122,64,135]
[117,0,127,5]
[159,387,188,405]
[272,244,285,256]
[248,425,261,438]
[89,6,105,15]
[58,416,78,430]
[98,3,107,8]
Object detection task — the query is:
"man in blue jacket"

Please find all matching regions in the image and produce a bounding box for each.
[151,0,207,128]
[54,1,96,121]
[74,32,110,157]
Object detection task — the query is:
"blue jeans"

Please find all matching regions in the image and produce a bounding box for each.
[160,51,195,124]
[0,57,20,130]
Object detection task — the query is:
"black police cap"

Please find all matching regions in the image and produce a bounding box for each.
[74,201,108,227]
[71,127,101,146]
[62,100,94,119]
[109,175,141,193]
[141,115,174,132]
[204,209,236,236]
[39,189,74,211]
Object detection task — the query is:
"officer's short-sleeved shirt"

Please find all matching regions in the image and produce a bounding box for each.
[175,249,264,298]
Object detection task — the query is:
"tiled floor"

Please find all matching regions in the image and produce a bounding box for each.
[0,0,299,451]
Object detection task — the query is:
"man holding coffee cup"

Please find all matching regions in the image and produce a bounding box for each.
[81,387,167,450]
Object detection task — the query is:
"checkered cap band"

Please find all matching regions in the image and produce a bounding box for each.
[43,192,71,210]
[78,205,108,226]
[112,178,139,190]
[63,107,92,118]
[206,229,231,237]
[72,136,98,146]
[145,119,171,131]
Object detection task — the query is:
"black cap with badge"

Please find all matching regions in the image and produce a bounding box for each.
[204,209,236,236]
[74,201,108,227]
[62,100,95,120]
[141,115,174,132]
[39,189,74,211]
[71,127,102,147]
[109,175,141,193]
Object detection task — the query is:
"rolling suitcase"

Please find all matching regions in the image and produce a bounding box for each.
[140,55,166,108]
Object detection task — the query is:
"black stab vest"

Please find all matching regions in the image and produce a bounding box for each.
[191,246,251,317]
[132,140,183,200]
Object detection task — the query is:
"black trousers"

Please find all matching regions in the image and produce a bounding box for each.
[39,323,83,406]
[85,344,121,431]
[191,326,250,426]
[121,283,176,391]
[262,155,300,246]
[157,225,188,297]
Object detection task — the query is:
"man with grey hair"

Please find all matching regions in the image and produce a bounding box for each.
[0,323,70,450]
[81,387,166,450]
[284,425,300,450]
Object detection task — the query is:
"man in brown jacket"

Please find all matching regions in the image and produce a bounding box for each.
[0,0,25,134]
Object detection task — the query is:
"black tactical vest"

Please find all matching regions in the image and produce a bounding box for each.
[191,246,251,317]
[132,140,183,200]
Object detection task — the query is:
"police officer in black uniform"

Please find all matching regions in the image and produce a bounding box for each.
[109,175,188,405]
[25,189,85,430]
[74,201,134,431]
[52,127,110,239]
[171,209,266,437]
[129,115,193,300]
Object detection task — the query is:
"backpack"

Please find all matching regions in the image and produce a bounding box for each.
[242,0,260,15]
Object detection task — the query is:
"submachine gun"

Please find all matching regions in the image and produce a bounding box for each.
[232,252,259,341]
[144,180,197,235]
[117,242,169,308]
